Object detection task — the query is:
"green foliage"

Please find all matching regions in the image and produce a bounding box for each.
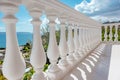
[0,75,6,80]
[43,64,49,71]
[117,27,120,41]
[22,41,32,53]
[0,60,3,65]
[0,70,6,80]
[101,26,105,41]
[23,68,35,80]
[101,25,118,41]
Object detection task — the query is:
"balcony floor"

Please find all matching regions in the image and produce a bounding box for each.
[63,44,120,80]
[89,44,112,80]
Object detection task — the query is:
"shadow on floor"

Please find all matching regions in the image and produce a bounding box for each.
[62,44,112,80]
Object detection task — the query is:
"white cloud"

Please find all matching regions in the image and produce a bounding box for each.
[91,16,120,23]
[74,0,120,22]
[75,0,109,14]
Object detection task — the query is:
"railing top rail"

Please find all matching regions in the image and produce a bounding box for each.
[21,0,102,28]
[102,22,120,26]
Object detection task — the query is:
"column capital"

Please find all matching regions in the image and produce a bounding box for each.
[22,0,44,11]
[24,1,44,19]
[0,1,20,15]
[59,14,67,25]
[46,10,58,20]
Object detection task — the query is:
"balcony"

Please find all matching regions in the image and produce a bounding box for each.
[0,0,120,80]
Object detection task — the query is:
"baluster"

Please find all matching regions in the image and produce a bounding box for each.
[0,1,26,80]
[89,28,93,50]
[98,28,101,44]
[104,26,108,42]
[59,15,68,67]
[85,28,90,52]
[82,28,87,55]
[90,29,94,48]
[26,2,47,80]
[87,28,91,51]
[109,26,113,42]
[115,25,118,42]
[73,25,81,60]
[46,8,60,73]
[78,27,84,57]
[67,23,75,64]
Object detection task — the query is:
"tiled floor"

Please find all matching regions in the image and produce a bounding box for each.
[63,44,113,80]
[89,44,112,80]
[108,44,120,80]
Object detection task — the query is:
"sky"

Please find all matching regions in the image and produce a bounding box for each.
[0,0,120,32]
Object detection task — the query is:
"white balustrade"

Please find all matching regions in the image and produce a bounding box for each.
[73,25,81,60]
[104,27,108,42]
[67,23,75,64]
[59,15,69,67]
[0,0,103,80]
[82,27,88,54]
[85,28,90,52]
[87,28,91,51]
[109,26,113,42]
[103,24,120,43]
[46,8,60,73]
[0,1,26,80]
[25,1,47,79]
[78,27,83,57]
[115,26,118,42]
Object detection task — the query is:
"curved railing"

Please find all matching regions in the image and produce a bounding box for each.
[0,0,102,80]
[102,23,120,42]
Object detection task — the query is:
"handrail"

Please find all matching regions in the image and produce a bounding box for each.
[0,0,102,80]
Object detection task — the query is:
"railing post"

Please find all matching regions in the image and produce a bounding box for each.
[115,25,118,42]
[67,23,75,64]
[86,28,91,51]
[90,28,94,49]
[0,1,26,80]
[46,8,60,73]
[59,15,68,67]
[26,2,47,80]
[104,26,108,42]
[82,27,87,55]
[73,25,81,60]
[78,27,84,56]
[85,28,90,52]
[109,26,113,42]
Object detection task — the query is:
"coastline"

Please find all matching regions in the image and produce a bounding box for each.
[0,46,24,54]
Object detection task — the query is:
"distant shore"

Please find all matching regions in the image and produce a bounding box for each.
[0,46,24,54]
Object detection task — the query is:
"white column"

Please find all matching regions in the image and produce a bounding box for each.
[115,25,118,42]
[86,28,91,51]
[82,28,87,54]
[0,1,26,80]
[78,27,84,56]
[29,8,46,80]
[73,25,81,60]
[109,26,113,42]
[91,29,96,49]
[59,15,68,66]
[104,26,108,42]
[89,28,94,50]
[67,23,75,64]
[85,28,90,52]
[46,9,60,73]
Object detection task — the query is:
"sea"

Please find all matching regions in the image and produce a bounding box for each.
[0,32,33,48]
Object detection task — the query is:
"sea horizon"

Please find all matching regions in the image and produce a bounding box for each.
[0,32,33,48]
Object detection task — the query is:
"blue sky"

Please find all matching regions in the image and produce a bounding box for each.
[0,0,120,32]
